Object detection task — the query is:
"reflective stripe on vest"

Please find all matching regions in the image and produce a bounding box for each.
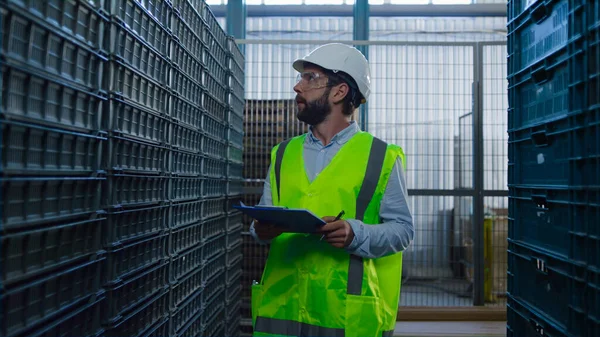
[256,316,396,337]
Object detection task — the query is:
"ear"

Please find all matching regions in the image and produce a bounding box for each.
[330,83,349,104]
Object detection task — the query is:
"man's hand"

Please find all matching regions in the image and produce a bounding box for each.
[317,216,355,248]
[254,220,285,241]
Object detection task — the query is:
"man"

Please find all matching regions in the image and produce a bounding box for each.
[249,43,414,337]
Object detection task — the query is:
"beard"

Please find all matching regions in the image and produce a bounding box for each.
[296,89,331,126]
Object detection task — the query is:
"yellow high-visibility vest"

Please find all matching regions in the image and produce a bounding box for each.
[252,131,406,337]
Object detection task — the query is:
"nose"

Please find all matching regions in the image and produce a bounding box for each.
[293,81,302,94]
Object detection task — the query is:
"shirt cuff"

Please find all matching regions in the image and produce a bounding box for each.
[345,219,365,253]
[250,221,271,245]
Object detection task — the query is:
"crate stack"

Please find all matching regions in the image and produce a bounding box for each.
[507,0,599,336]
[224,36,246,337]
[0,1,108,337]
[1,0,243,336]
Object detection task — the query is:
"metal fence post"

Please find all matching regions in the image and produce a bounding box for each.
[353,0,369,131]
[472,42,485,306]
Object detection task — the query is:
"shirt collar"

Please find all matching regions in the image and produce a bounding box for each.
[307,120,360,146]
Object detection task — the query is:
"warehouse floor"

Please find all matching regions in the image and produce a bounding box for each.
[392,321,506,337]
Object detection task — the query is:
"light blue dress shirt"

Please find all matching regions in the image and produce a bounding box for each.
[249,121,414,259]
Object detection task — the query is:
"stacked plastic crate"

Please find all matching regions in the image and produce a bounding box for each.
[507,0,599,335]
[102,0,172,336]
[1,0,243,336]
[0,1,108,337]
[225,36,246,337]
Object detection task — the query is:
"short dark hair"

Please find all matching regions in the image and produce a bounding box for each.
[325,70,363,116]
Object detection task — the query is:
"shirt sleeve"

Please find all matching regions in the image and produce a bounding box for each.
[345,157,415,259]
[249,164,273,245]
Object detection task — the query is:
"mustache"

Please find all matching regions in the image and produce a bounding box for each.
[295,95,306,104]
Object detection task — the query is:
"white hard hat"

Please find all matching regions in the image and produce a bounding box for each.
[293,43,371,103]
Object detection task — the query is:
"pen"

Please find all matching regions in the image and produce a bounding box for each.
[320,210,345,241]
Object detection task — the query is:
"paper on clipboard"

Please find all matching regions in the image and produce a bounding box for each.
[233,201,326,233]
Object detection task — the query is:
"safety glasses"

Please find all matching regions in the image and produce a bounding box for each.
[295,71,332,91]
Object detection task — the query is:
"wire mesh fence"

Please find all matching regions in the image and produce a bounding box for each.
[236,40,507,330]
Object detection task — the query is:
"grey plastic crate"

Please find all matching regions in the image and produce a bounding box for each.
[227,127,244,148]
[107,136,169,174]
[202,114,227,142]
[229,76,244,104]
[171,68,203,106]
[107,97,169,144]
[171,0,204,41]
[175,310,204,337]
[105,204,168,247]
[226,281,242,306]
[171,13,204,63]
[171,149,202,176]
[226,253,243,283]
[207,319,225,337]
[147,317,170,337]
[227,179,243,196]
[227,212,243,231]
[1,120,105,176]
[1,217,104,286]
[203,234,226,262]
[226,223,243,247]
[227,108,244,133]
[203,288,225,325]
[107,174,168,208]
[170,221,204,255]
[203,70,228,104]
[202,216,227,242]
[170,37,204,87]
[227,36,245,72]
[170,266,203,310]
[1,6,106,92]
[4,0,106,52]
[106,61,170,115]
[227,161,243,180]
[203,135,227,160]
[202,4,227,54]
[105,234,168,284]
[1,177,103,231]
[26,296,105,337]
[228,144,243,164]
[107,23,170,86]
[1,257,105,337]
[170,122,203,153]
[227,237,242,261]
[203,178,226,198]
[202,156,226,178]
[203,197,226,220]
[225,312,241,337]
[171,176,203,202]
[205,46,228,84]
[171,200,202,229]
[2,64,105,132]
[171,244,204,282]
[104,260,169,325]
[201,91,227,122]
[225,197,242,215]
[135,0,173,29]
[170,288,205,335]
[170,96,202,130]
[203,251,226,284]
[104,290,169,337]
[108,0,170,58]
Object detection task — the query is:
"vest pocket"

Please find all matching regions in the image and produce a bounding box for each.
[251,284,263,327]
[345,294,383,337]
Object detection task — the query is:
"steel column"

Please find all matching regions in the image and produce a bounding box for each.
[227,0,247,53]
[472,43,485,306]
[353,0,369,131]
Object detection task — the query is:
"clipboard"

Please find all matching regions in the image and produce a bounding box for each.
[233,201,326,233]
